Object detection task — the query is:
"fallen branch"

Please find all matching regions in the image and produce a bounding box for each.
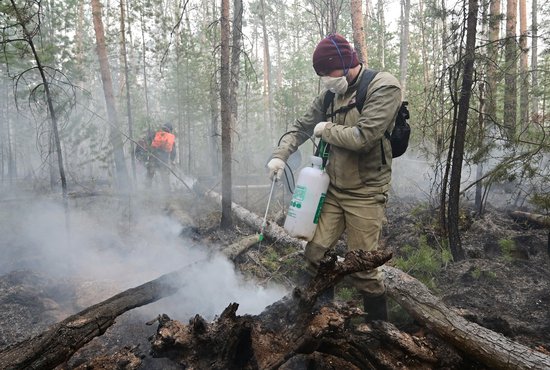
[383,265,550,370]
[192,182,307,252]
[0,265,194,370]
[0,229,266,370]
[509,210,550,229]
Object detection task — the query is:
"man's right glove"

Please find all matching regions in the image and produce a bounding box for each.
[267,158,285,181]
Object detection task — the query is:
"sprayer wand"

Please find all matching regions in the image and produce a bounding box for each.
[258,177,277,242]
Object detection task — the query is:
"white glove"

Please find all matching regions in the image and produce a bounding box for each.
[314,121,329,137]
[267,158,285,181]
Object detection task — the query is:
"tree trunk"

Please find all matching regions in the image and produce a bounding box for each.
[504,0,518,140]
[119,0,136,184]
[376,0,386,69]
[220,0,233,228]
[0,268,184,370]
[351,0,368,64]
[518,0,529,129]
[508,210,550,228]
[91,0,130,190]
[531,0,539,116]
[230,0,242,139]
[383,266,550,370]
[259,0,273,139]
[399,0,410,97]
[191,180,307,251]
[10,0,68,200]
[448,0,478,261]
[486,0,501,126]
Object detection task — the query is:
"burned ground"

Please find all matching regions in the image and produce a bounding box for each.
[0,188,549,368]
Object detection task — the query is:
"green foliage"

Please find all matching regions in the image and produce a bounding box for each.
[393,235,452,290]
[262,249,280,271]
[530,193,550,213]
[498,238,516,262]
[336,287,357,301]
[470,267,497,280]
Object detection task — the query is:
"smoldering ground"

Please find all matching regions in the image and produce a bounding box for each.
[0,193,288,328]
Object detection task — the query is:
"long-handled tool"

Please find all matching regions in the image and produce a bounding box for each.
[258,177,277,242]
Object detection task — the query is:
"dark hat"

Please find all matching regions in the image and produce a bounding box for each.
[162,122,173,132]
[312,33,359,76]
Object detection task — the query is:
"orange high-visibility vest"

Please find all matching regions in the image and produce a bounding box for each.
[151,131,175,152]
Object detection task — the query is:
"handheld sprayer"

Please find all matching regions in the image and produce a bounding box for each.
[282,138,330,241]
[258,136,330,243]
[258,176,277,242]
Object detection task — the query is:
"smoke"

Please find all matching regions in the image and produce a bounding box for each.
[0,195,288,320]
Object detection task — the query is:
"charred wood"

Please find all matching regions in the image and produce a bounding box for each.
[0,268,185,370]
[383,265,550,369]
[148,250,440,370]
[0,231,271,370]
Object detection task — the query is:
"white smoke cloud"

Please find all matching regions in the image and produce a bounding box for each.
[0,196,288,321]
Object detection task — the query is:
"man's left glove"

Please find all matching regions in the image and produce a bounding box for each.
[314,121,329,137]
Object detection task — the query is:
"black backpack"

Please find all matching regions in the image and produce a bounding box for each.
[323,69,410,158]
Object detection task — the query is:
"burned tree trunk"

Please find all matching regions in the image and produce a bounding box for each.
[509,210,550,228]
[148,251,550,370]
[383,266,550,369]
[0,233,266,370]
[0,269,182,370]
[149,250,401,369]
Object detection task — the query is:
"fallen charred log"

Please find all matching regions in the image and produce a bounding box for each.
[0,268,183,370]
[148,249,550,370]
[149,249,402,369]
[383,265,550,370]
[0,230,271,370]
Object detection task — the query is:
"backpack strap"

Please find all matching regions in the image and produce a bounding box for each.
[323,90,335,120]
[355,68,379,113]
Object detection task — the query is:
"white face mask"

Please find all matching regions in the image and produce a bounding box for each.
[321,75,349,95]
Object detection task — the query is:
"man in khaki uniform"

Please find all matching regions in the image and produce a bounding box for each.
[267,33,401,321]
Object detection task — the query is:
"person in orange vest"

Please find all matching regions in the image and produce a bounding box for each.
[145,122,176,190]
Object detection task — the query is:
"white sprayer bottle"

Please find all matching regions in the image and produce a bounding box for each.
[283,155,330,241]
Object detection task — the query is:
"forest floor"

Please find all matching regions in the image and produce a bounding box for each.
[0,184,549,368]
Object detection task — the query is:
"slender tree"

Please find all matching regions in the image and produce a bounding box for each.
[91,0,130,190]
[120,0,136,183]
[351,0,368,64]
[258,0,273,139]
[518,0,528,129]
[9,0,68,199]
[503,0,518,140]
[376,0,386,69]
[531,0,539,116]
[220,0,233,228]
[399,0,410,97]
[486,0,501,126]
[448,0,479,261]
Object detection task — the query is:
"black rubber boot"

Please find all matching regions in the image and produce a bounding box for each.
[363,293,388,322]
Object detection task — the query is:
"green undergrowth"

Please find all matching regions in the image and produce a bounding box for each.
[392,234,452,291]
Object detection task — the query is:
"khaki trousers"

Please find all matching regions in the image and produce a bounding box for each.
[304,185,388,295]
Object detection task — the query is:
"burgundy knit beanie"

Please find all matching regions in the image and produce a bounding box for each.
[312,33,359,76]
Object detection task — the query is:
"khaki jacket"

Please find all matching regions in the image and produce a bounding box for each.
[272,66,402,194]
